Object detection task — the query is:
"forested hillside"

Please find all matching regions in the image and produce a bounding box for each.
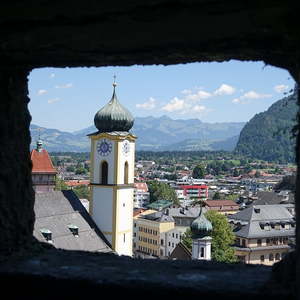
[235,92,298,163]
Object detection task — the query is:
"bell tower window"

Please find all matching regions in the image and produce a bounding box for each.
[101,161,108,185]
[124,161,129,184]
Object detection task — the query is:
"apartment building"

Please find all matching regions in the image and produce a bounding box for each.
[228,204,295,265]
[133,210,181,258]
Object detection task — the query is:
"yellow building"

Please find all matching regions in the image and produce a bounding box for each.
[133,209,181,258]
[228,204,295,265]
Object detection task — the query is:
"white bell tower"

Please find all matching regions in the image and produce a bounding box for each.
[88,78,136,256]
[190,207,213,261]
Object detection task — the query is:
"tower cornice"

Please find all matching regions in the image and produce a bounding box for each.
[88,131,137,142]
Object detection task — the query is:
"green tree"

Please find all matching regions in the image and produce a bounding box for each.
[55,177,68,191]
[233,168,239,177]
[213,191,221,200]
[192,164,206,179]
[73,185,90,200]
[205,210,237,263]
[66,165,75,172]
[75,167,87,175]
[147,181,179,205]
[181,228,192,250]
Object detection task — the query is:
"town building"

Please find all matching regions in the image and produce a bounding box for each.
[133,182,150,208]
[204,200,240,215]
[31,139,57,193]
[228,204,295,265]
[88,79,136,256]
[164,206,202,235]
[147,199,173,211]
[177,184,208,201]
[133,209,181,259]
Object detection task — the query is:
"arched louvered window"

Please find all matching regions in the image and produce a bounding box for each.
[124,161,129,184]
[101,161,108,185]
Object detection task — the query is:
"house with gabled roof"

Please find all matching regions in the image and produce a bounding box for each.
[31,139,57,193]
[228,204,295,265]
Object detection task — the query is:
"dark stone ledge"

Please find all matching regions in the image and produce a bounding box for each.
[0,247,292,299]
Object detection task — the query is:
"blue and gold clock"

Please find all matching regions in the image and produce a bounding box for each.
[97,139,112,156]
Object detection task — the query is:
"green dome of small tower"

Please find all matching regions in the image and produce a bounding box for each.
[94,77,134,133]
[190,207,212,238]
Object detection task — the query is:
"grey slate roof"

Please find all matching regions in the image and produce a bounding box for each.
[34,190,112,253]
[254,191,294,205]
[228,204,295,239]
[143,211,175,223]
[165,206,205,218]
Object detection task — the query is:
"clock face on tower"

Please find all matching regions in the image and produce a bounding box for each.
[97,139,112,156]
[122,140,130,156]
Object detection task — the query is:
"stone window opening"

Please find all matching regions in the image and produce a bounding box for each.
[0,3,298,298]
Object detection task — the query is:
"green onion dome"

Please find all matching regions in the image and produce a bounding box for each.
[190,207,212,238]
[94,81,134,133]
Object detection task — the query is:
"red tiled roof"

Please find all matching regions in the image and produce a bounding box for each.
[204,200,238,207]
[65,180,90,187]
[134,182,148,192]
[31,149,57,174]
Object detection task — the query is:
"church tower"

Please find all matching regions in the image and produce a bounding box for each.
[190,207,212,260]
[88,78,136,256]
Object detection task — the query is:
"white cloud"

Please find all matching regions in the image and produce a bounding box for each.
[55,83,73,89]
[232,98,241,104]
[162,97,185,112]
[193,105,206,112]
[181,89,192,95]
[214,84,236,95]
[136,97,156,110]
[161,97,207,115]
[37,89,47,96]
[48,97,61,104]
[49,73,55,78]
[241,90,272,99]
[274,84,289,93]
[186,90,212,101]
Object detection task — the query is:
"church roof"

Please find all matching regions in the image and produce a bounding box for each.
[34,190,113,253]
[94,81,134,133]
[190,207,212,238]
[31,148,57,174]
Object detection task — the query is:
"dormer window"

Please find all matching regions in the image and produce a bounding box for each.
[40,228,52,242]
[68,224,79,236]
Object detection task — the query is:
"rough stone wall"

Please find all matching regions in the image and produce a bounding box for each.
[0,69,35,255]
[0,0,298,297]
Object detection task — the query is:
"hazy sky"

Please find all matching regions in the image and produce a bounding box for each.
[28,60,294,132]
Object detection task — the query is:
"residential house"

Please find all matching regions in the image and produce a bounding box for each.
[228,204,295,265]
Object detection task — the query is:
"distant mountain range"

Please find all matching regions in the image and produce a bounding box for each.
[235,91,297,163]
[30,116,245,152]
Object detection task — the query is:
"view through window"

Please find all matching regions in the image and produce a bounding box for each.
[28,60,296,264]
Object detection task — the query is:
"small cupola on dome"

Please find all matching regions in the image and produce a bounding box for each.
[94,77,134,133]
[190,207,212,238]
[36,139,43,152]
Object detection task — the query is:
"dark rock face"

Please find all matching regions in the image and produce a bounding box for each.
[0,69,36,254]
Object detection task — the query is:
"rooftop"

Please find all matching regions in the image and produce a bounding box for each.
[31,149,57,174]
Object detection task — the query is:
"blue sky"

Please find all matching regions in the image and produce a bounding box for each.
[28,60,294,132]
